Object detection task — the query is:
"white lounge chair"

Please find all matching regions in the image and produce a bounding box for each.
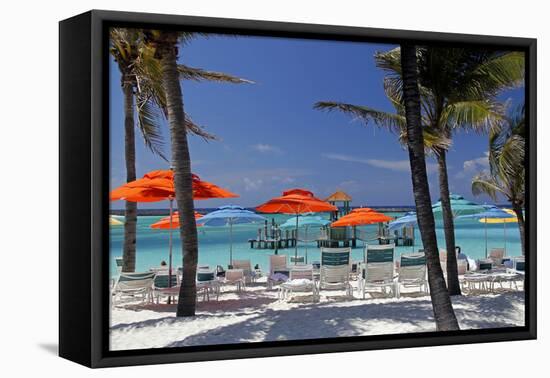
[223,269,246,292]
[114,256,124,273]
[358,244,397,299]
[396,252,428,298]
[112,271,156,305]
[267,254,288,290]
[278,264,319,302]
[488,248,505,265]
[152,271,180,304]
[196,267,220,301]
[231,259,255,284]
[319,247,352,297]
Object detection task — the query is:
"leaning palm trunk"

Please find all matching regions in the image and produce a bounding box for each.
[400,44,459,331]
[156,32,199,317]
[122,80,137,272]
[435,149,461,295]
[512,203,525,256]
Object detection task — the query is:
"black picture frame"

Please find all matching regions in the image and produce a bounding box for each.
[59,9,537,368]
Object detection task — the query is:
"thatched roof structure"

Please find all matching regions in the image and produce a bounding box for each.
[325,190,352,202]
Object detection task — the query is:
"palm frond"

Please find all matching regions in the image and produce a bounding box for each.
[135,95,167,161]
[374,47,403,75]
[471,174,506,201]
[184,114,218,141]
[440,100,505,134]
[178,65,254,84]
[473,51,525,91]
[314,101,405,135]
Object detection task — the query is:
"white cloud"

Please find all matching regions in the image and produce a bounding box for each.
[252,143,283,154]
[243,177,263,191]
[323,153,437,173]
[455,152,489,179]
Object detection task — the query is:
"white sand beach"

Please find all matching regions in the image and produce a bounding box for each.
[110,278,525,351]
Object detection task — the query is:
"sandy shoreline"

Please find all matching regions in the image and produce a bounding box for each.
[110,277,524,351]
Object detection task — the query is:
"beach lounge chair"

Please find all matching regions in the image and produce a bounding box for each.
[267,254,289,289]
[231,259,255,283]
[196,267,220,301]
[513,257,526,273]
[488,248,505,265]
[112,271,156,305]
[396,253,427,298]
[290,256,305,264]
[319,247,352,297]
[223,269,246,292]
[115,256,124,273]
[278,264,319,302]
[358,244,397,299]
[457,259,468,275]
[152,272,180,304]
[477,259,494,271]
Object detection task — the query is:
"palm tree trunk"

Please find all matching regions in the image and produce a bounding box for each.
[512,203,525,256]
[435,149,461,295]
[400,44,459,331]
[157,32,199,317]
[122,80,137,272]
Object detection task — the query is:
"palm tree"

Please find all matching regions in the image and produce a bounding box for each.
[110,28,165,273]
[110,29,250,274]
[143,30,252,317]
[400,44,459,331]
[316,47,523,295]
[472,105,526,255]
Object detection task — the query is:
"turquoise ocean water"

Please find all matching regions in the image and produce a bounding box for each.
[109,212,522,278]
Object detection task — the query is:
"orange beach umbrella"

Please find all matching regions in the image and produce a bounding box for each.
[256,189,337,263]
[110,170,238,202]
[256,188,338,215]
[331,207,393,227]
[110,169,238,286]
[150,211,204,229]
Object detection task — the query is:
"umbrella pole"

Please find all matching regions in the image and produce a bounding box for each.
[295,214,299,265]
[229,220,233,266]
[504,221,507,256]
[305,226,308,264]
[484,217,488,258]
[168,198,173,288]
[411,226,415,253]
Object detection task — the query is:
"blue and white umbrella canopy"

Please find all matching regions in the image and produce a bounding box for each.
[199,205,266,264]
[388,212,417,231]
[456,206,515,257]
[279,215,330,263]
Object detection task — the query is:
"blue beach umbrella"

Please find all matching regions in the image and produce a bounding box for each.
[199,205,266,264]
[388,212,417,231]
[280,215,330,263]
[432,194,485,217]
[456,206,515,257]
[388,212,417,251]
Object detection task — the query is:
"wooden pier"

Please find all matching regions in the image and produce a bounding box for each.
[249,222,297,250]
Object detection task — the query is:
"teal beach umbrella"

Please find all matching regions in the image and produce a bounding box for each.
[432,194,485,217]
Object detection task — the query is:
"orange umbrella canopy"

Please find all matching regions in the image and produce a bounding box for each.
[150,211,203,229]
[331,207,393,227]
[256,188,338,214]
[110,170,238,202]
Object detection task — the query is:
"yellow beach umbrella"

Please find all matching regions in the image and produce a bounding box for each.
[478,209,517,223]
[110,216,123,226]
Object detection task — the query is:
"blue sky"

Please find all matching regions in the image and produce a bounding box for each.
[110,35,524,209]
